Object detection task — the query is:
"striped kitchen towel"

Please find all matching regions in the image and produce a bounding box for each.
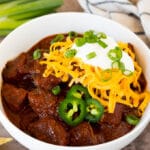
[77,0,150,47]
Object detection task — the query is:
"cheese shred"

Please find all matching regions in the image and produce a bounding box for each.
[40,37,150,115]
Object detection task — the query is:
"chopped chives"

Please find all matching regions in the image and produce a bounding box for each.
[64,49,77,58]
[97,32,107,39]
[119,62,125,72]
[112,61,120,69]
[50,34,64,44]
[83,30,97,43]
[33,49,41,60]
[126,114,139,125]
[75,37,86,47]
[83,30,94,39]
[68,31,78,39]
[52,85,61,95]
[112,61,125,72]
[107,47,122,61]
[86,52,97,59]
[100,69,112,82]
[97,39,108,48]
[123,70,133,76]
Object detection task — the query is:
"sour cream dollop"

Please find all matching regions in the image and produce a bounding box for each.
[72,36,134,72]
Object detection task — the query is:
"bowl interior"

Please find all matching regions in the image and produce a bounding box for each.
[0,12,150,150]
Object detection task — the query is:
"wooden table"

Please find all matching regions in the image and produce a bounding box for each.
[0,0,150,149]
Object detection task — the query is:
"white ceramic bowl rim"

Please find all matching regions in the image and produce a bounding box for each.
[0,12,150,150]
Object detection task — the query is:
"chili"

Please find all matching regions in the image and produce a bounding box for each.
[66,84,91,100]
[85,98,104,123]
[58,97,86,126]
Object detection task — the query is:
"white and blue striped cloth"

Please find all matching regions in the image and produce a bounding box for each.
[78,0,150,47]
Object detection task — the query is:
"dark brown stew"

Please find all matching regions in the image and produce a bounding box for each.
[1,34,146,146]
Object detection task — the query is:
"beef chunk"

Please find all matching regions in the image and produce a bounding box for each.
[2,83,27,112]
[28,118,69,145]
[91,123,105,144]
[2,53,35,89]
[2,53,27,82]
[102,103,125,125]
[33,74,61,91]
[101,121,132,141]
[28,88,58,118]
[69,122,103,146]
[19,106,39,132]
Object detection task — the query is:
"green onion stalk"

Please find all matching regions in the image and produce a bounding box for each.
[0,0,63,36]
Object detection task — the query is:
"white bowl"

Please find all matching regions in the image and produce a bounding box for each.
[0,12,150,150]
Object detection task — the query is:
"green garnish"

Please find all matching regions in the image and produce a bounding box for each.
[126,114,140,125]
[68,31,78,39]
[123,70,133,76]
[74,30,108,48]
[83,30,97,43]
[97,32,107,39]
[66,84,91,100]
[86,51,96,59]
[112,61,125,72]
[107,46,122,61]
[85,98,104,123]
[0,0,63,36]
[97,39,108,48]
[100,69,112,82]
[58,97,86,126]
[75,37,86,47]
[64,49,77,58]
[50,34,64,44]
[33,49,41,60]
[52,85,61,95]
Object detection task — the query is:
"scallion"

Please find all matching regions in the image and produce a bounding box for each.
[107,47,122,61]
[112,61,120,69]
[112,61,125,72]
[86,51,96,59]
[97,32,107,39]
[126,114,140,125]
[64,49,77,58]
[52,85,61,95]
[100,69,112,82]
[50,34,65,44]
[83,30,97,43]
[68,31,78,39]
[123,70,133,76]
[0,0,63,36]
[97,39,108,48]
[33,49,41,60]
[75,37,86,47]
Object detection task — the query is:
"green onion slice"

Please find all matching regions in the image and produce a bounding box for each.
[50,34,65,44]
[83,30,97,43]
[97,32,107,39]
[107,47,122,61]
[75,37,86,47]
[83,30,94,39]
[126,114,140,125]
[86,51,97,59]
[112,61,120,69]
[64,49,77,58]
[123,69,133,76]
[52,85,61,95]
[33,49,41,60]
[97,39,108,48]
[100,69,112,82]
[112,61,125,72]
[68,31,78,39]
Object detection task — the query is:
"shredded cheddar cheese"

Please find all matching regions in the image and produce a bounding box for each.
[40,37,150,115]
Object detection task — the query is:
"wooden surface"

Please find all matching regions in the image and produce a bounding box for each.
[0,0,150,149]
